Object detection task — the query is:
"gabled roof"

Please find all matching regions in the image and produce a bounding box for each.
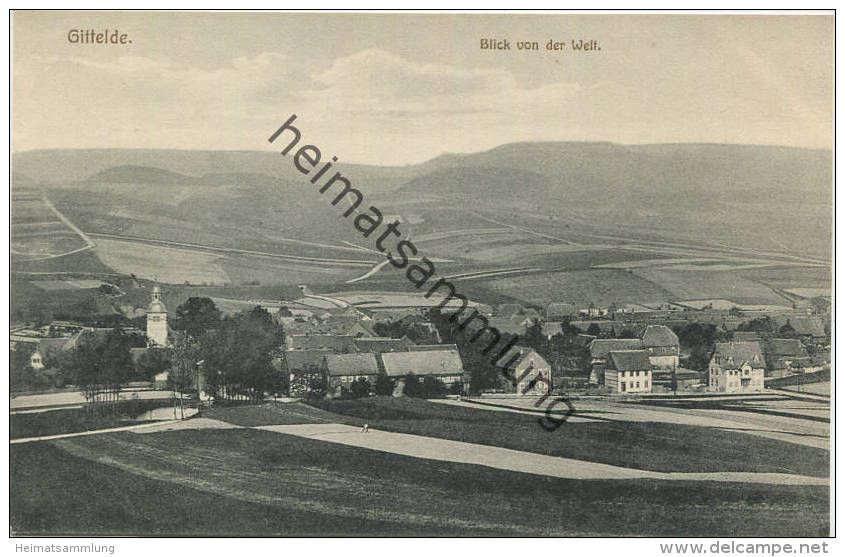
[495,346,550,371]
[589,338,642,359]
[712,341,765,368]
[353,336,415,353]
[324,353,380,376]
[763,338,808,358]
[380,350,464,377]
[635,325,679,348]
[284,349,334,372]
[36,336,75,354]
[286,334,357,352]
[785,316,826,337]
[608,350,653,372]
[546,302,576,318]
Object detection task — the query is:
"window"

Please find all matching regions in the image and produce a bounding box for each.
[644,380,649,389]
[636,382,640,389]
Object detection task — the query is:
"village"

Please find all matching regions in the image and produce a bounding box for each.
[10,280,831,406]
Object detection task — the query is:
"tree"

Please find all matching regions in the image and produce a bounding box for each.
[586,323,602,337]
[135,348,170,382]
[349,377,371,399]
[10,343,36,392]
[174,297,222,339]
[202,306,284,402]
[374,374,395,396]
[403,374,423,397]
[422,376,447,398]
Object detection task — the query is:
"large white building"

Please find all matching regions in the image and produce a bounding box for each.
[604,350,653,394]
[146,286,169,347]
[708,342,765,393]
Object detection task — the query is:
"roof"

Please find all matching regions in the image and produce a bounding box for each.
[284,349,335,372]
[286,334,357,352]
[733,331,762,342]
[353,336,415,353]
[542,322,563,337]
[785,316,826,337]
[380,350,464,377]
[712,342,765,368]
[589,338,642,359]
[763,338,808,358]
[407,343,459,351]
[546,302,576,318]
[324,353,380,377]
[571,321,616,333]
[635,325,679,348]
[36,336,74,354]
[495,346,549,371]
[608,350,653,372]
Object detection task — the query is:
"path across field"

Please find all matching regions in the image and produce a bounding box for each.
[255,423,827,486]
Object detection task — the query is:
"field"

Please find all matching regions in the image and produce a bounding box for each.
[10,398,829,536]
[632,268,788,305]
[93,238,232,285]
[479,269,675,305]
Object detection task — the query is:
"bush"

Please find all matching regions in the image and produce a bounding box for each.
[403,374,423,397]
[349,377,371,399]
[422,376,447,398]
[374,375,394,396]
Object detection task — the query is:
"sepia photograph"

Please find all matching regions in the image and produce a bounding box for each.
[7,9,834,540]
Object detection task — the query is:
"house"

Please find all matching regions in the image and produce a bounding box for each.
[635,324,680,369]
[280,349,335,376]
[285,334,358,352]
[571,320,615,336]
[323,353,380,394]
[588,338,642,383]
[546,302,576,320]
[708,341,765,393]
[380,349,464,385]
[29,336,76,370]
[604,350,653,394]
[762,338,810,375]
[153,371,169,390]
[497,346,551,395]
[353,336,415,354]
[732,331,762,343]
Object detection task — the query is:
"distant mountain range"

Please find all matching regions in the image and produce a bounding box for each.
[12,142,833,257]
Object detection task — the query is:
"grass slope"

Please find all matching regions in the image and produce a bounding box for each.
[11,430,829,536]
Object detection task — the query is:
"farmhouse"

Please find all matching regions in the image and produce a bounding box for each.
[708,341,765,393]
[588,338,642,383]
[635,324,680,369]
[762,338,810,376]
[604,350,653,394]
[323,353,380,394]
[497,346,551,395]
[380,349,464,385]
[353,336,416,354]
[286,334,357,352]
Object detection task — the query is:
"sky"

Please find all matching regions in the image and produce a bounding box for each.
[12,11,834,165]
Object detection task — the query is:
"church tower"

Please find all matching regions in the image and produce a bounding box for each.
[146,285,168,347]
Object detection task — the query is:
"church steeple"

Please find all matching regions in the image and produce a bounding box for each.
[146,285,168,347]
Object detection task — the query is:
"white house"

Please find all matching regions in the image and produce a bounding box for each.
[708,341,765,393]
[604,350,653,394]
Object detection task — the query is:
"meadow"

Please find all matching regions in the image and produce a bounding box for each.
[11,398,830,536]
